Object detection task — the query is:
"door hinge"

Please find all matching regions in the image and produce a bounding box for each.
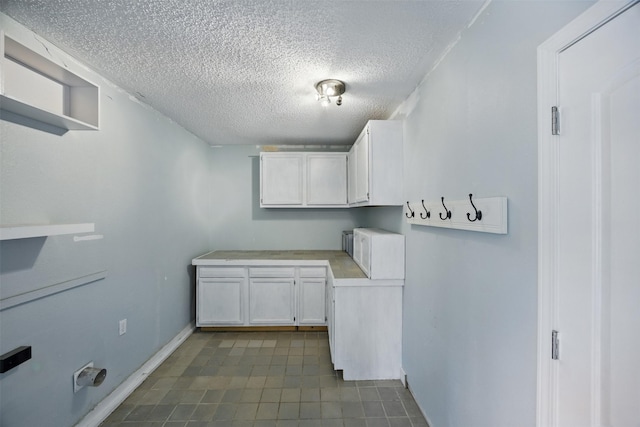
[551,106,560,135]
[551,330,560,360]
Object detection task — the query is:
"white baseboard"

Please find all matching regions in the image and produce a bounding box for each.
[75,324,195,427]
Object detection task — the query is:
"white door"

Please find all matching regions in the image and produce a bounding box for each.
[539,2,640,426]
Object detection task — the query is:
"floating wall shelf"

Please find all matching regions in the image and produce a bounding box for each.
[0,32,99,131]
[404,196,508,234]
[0,223,95,241]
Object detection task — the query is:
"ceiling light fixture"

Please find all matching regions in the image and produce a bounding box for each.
[315,79,345,107]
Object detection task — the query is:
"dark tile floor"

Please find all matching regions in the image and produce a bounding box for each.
[100,331,429,427]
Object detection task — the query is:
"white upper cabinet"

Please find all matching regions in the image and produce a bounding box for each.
[352,130,370,203]
[260,120,402,209]
[307,154,347,206]
[348,120,403,207]
[347,146,357,205]
[260,152,348,208]
[260,153,304,206]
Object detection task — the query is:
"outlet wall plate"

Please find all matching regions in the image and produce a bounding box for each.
[73,361,93,393]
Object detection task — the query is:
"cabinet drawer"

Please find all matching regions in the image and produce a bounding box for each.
[249,267,295,278]
[299,267,326,278]
[199,267,245,278]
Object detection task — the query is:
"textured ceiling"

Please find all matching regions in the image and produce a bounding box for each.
[0,0,485,145]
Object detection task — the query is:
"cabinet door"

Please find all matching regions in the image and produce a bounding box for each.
[249,278,295,325]
[298,277,326,325]
[354,129,370,203]
[197,278,245,325]
[307,154,347,206]
[260,153,304,206]
[347,147,357,204]
[326,275,336,363]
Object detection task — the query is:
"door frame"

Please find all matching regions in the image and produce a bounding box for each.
[536,1,639,426]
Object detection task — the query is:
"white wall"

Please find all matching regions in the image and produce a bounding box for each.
[0,14,212,427]
[363,1,594,426]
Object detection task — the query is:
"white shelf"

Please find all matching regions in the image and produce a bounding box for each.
[0,223,95,241]
[0,270,107,311]
[0,94,98,130]
[0,32,99,131]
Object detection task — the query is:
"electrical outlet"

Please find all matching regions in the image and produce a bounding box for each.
[119,319,127,335]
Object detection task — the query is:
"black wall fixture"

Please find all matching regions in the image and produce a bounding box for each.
[466,193,482,222]
[439,197,452,220]
[420,200,430,219]
[405,201,415,218]
[0,346,32,373]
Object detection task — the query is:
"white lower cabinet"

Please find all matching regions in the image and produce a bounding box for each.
[298,267,327,325]
[195,258,403,381]
[326,272,336,361]
[196,265,326,327]
[197,267,246,326]
[249,268,296,325]
[327,271,404,380]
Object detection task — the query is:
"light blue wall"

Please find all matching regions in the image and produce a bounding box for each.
[0,14,362,426]
[0,14,212,427]
[362,2,595,427]
[208,145,363,250]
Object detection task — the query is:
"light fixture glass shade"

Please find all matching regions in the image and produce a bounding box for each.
[315,79,345,106]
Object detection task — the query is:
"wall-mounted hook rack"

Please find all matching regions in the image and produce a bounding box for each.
[404,196,507,234]
[405,201,415,218]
